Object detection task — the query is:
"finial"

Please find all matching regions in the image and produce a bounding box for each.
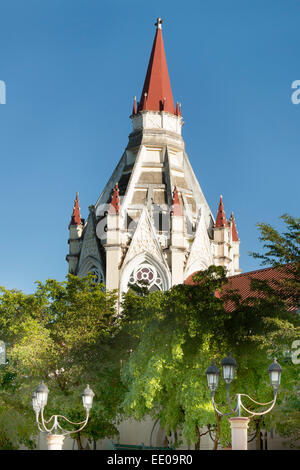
[132,96,137,115]
[176,102,182,116]
[143,92,148,110]
[155,17,163,30]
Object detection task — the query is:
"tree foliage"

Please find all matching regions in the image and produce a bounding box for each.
[121,215,300,449]
[248,214,300,447]
[0,274,126,449]
[0,214,299,450]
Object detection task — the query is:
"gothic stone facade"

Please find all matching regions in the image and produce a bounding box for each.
[66,22,241,294]
[65,18,242,450]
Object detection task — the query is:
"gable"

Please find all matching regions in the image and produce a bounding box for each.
[184,208,214,279]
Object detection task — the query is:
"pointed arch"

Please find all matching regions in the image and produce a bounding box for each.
[120,252,170,293]
[77,256,105,284]
[184,209,214,280]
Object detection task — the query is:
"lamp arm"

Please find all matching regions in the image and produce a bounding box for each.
[41,408,58,434]
[40,411,56,425]
[42,417,83,435]
[226,384,239,414]
[40,408,55,433]
[61,411,90,436]
[238,393,275,407]
[239,393,277,417]
[36,412,47,434]
[211,392,234,417]
[54,414,89,427]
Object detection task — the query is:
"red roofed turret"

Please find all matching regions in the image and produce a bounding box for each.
[109,183,120,214]
[70,193,82,226]
[230,212,239,242]
[137,18,175,114]
[171,186,183,216]
[215,195,228,228]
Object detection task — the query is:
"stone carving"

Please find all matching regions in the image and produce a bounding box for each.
[158,234,168,249]
[123,209,164,266]
[185,211,214,276]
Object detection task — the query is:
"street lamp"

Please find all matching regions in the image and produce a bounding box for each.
[205,355,282,450]
[221,353,237,384]
[82,385,94,411]
[206,361,220,392]
[32,382,94,450]
[267,358,283,390]
[35,381,49,409]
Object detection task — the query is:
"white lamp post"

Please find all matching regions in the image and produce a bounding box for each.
[206,355,282,450]
[32,382,94,450]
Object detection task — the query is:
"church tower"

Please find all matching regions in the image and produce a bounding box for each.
[66,18,241,291]
[212,196,241,275]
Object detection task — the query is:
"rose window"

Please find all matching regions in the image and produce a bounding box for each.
[129,264,163,292]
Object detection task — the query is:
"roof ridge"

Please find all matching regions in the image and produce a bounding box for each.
[226,264,290,280]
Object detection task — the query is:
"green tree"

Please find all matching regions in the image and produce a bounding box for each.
[0,274,126,449]
[247,214,300,448]
[121,240,299,450]
[121,267,275,448]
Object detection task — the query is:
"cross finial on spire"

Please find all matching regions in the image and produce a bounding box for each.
[155,17,163,29]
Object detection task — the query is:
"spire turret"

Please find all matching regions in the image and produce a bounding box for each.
[67,192,84,274]
[215,195,228,228]
[230,212,239,242]
[70,193,82,226]
[137,18,175,114]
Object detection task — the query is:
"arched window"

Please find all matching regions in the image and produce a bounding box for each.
[78,256,105,284]
[128,263,163,292]
[89,267,103,284]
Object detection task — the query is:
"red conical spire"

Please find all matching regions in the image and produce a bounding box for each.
[230,212,239,241]
[70,192,82,226]
[109,183,120,214]
[137,18,175,114]
[215,195,228,228]
[171,186,183,216]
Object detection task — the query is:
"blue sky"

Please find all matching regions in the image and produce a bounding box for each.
[0,0,299,293]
